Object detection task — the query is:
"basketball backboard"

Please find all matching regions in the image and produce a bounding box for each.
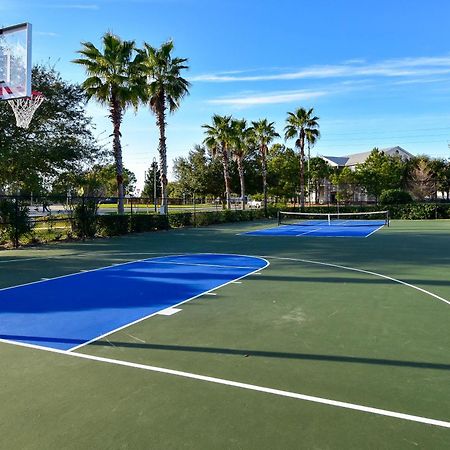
[0,22,32,100]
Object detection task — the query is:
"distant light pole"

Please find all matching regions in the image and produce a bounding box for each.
[152,157,158,213]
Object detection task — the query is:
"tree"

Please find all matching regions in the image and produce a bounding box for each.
[356,148,407,202]
[203,115,233,209]
[284,108,320,209]
[305,127,321,204]
[142,164,162,200]
[407,157,436,200]
[55,164,136,197]
[267,144,298,200]
[74,32,143,214]
[250,119,280,213]
[306,157,332,204]
[230,119,253,209]
[138,40,190,214]
[330,167,358,204]
[172,145,224,197]
[0,65,101,194]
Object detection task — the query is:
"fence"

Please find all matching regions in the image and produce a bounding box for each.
[0,195,270,248]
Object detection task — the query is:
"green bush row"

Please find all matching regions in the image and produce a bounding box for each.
[88,208,273,238]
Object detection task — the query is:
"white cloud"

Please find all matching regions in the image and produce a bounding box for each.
[190,55,450,83]
[208,89,329,107]
[35,31,59,37]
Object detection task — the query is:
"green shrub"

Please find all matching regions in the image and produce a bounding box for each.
[129,214,169,232]
[380,189,413,205]
[71,199,98,238]
[169,213,193,228]
[96,215,129,236]
[0,198,31,246]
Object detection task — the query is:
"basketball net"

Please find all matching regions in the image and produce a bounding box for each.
[7,91,45,129]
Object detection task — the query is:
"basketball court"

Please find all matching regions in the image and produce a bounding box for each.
[0,20,449,450]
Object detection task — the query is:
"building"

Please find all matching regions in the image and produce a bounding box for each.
[314,146,413,204]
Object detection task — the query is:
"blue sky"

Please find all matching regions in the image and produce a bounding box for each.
[4,0,450,190]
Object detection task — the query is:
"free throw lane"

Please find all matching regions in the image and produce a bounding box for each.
[0,254,268,351]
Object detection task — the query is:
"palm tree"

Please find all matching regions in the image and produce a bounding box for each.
[138,40,190,214]
[202,115,233,209]
[74,32,143,214]
[230,119,252,209]
[250,119,280,214]
[284,108,320,209]
[305,127,321,204]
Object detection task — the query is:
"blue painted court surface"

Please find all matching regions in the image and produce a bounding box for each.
[244,220,385,238]
[0,254,267,351]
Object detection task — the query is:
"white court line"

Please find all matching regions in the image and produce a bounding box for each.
[0,338,448,429]
[296,228,322,237]
[365,224,385,238]
[0,257,49,264]
[67,255,269,352]
[263,256,450,306]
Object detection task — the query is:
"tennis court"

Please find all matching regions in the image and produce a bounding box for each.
[1,219,449,449]
[244,211,389,237]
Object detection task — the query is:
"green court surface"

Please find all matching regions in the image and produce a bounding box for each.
[0,220,449,449]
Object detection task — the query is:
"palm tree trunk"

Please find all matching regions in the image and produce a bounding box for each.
[222,146,231,209]
[237,157,245,210]
[299,132,305,210]
[261,146,268,215]
[110,99,124,215]
[156,95,168,214]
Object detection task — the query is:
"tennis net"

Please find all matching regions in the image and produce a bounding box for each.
[277,210,390,227]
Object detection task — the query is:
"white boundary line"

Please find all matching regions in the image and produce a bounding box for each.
[67,254,269,352]
[0,338,448,429]
[365,224,385,238]
[296,228,322,237]
[262,256,450,306]
[0,257,48,264]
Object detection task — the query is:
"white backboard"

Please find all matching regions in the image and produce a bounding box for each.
[0,22,32,100]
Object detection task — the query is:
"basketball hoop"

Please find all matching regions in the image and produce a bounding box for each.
[8,90,44,129]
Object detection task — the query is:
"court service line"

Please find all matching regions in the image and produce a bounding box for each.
[0,338,448,429]
[263,256,450,306]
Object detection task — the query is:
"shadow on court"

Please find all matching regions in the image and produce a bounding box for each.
[1,334,449,371]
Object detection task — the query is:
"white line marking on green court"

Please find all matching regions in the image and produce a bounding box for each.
[0,338,448,429]
[263,256,450,306]
[296,228,321,237]
[0,257,49,264]
[365,224,385,238]
[157,307,182,316]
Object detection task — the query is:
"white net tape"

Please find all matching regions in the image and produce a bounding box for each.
[8,93,45,129]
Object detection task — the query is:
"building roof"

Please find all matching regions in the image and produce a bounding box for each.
[321,146,413,168]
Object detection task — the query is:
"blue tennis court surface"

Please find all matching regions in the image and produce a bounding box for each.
[0,253,268,351]
[244,220,385,238]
